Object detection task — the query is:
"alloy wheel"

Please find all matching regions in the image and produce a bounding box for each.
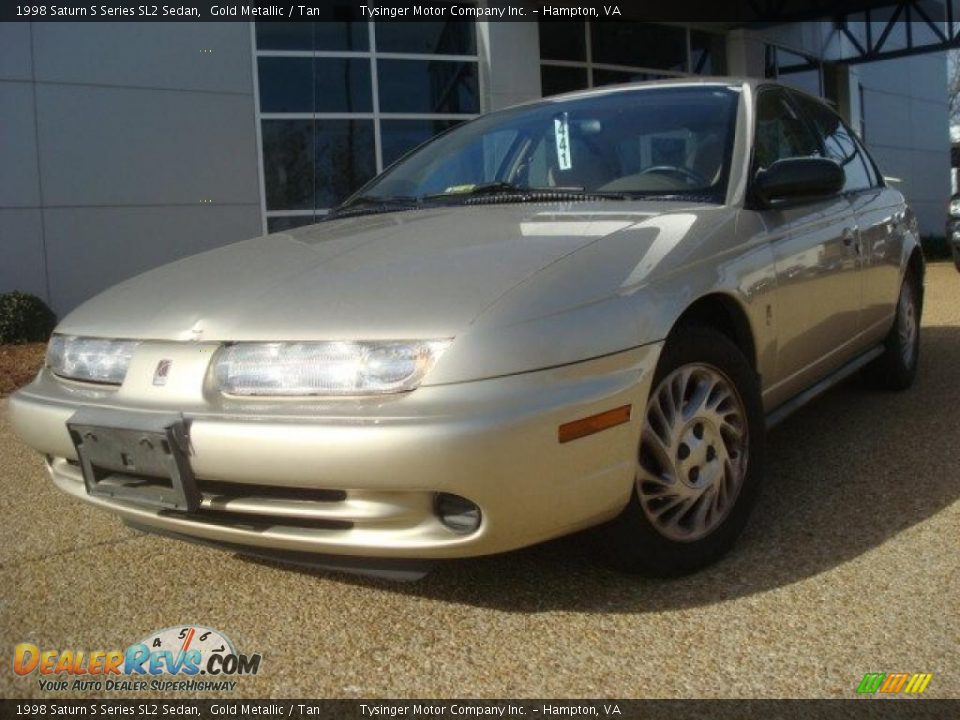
[637,363,749,542]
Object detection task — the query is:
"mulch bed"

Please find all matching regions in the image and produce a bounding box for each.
[0,343,46,397]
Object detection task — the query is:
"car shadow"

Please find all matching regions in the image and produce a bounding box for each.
[242,325,960,613]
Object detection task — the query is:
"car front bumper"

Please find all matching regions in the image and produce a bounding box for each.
[9,344,660,562]
[950,222,960,271]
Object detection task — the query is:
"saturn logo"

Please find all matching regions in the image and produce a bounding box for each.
[153,359,172,386]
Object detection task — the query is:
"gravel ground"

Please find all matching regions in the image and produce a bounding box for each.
[1,264,958,700]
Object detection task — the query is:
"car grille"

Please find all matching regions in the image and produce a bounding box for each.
[52,457,429,533]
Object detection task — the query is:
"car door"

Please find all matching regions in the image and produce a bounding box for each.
[791,91,905,346]
[752,87,862,407]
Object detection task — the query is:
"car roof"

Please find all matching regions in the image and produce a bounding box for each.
[516,76,841,118]
[527,76,751,105]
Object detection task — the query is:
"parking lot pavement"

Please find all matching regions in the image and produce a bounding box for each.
[2,263,958,700]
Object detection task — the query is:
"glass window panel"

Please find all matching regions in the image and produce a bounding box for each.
[314,17,368,51]
[258,58,313,113]
[377,60,479,114]
[262,120,315,211]
[538,21,586,62]
[753,89,821,170]
[690,31,726,75]
[381,119,463,167]
[593,69,667,87]
[793,94,876,191]
[315,120,377,207]
[376,21,476,55]
[268,215,316,233]
[541,65,589,96]
[256,22,312,50]
[774,47,821,96]
[314,58,372,112]
[591,23,686,72]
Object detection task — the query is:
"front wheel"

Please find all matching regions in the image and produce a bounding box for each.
[600,326,765,577]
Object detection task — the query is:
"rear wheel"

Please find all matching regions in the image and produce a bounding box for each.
[862,273,920,391]
[601,326,765,577]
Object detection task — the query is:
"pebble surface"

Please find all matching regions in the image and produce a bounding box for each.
[2,264,958,699]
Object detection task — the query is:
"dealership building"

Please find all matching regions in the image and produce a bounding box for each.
[0,9,953,314]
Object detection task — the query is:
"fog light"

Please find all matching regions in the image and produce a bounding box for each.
[435,493,481,535]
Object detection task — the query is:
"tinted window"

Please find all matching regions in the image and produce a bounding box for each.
[262,120,314,210]
[753,89,820,171]
[593,69,667,87]
[268,216,316,233]
[256,22,313,51]
[538,21,586,62]
[690,31,726,75]
[377,60,479,114]
[258,58,313,113]
[591,23,687,71]
[258,58,372,113]
[376,21,476,55]
[355,86,740,202]
[541,66,588,97]
[315,58,372,113]
[381,119,463,167]
[315,120,377,206]
[314,20,368,51]
[793,94,877,192]
[255,19,368,51]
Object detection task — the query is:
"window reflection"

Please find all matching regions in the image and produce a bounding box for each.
[381,119,462,167]
[256,20,478,222]
[378,60,479,114]
[262,120,314,210]
[376,21,476,55]
[267,216,316,233]
[315,120,377,207]
[541,66,589,96]
[315,58,372,113]
[258,58,313,113]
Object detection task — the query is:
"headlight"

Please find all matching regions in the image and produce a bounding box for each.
[951,199,960,217]
[213,340,451,396]
[46,335,139,385]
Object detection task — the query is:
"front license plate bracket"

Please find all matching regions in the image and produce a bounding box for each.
[67,409,199,512]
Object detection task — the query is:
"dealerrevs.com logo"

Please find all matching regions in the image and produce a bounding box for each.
[13,625,262,693]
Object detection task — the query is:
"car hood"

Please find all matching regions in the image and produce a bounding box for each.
[57,202,722,343]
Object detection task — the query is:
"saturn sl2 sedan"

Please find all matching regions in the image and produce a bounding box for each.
[10,79,924,579]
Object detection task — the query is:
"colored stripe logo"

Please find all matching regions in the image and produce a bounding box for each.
[857,672,932,695]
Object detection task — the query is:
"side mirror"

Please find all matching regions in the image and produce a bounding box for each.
[752,157,844,208]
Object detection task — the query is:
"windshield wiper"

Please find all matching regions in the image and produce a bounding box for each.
[327,194,421,219]
[423,181,628,202]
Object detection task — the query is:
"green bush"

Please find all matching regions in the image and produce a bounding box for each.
[0,291,57,344]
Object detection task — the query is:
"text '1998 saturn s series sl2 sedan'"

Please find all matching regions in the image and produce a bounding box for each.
[11,79,924,580]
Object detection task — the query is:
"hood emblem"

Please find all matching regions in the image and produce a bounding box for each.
[153,359,172,386]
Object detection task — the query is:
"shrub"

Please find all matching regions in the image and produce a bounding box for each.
[0,291,57,344]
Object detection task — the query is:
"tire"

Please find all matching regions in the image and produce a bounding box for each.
[600,325,765,577]
[862,272,920,391]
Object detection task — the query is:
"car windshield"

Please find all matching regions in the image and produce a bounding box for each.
[340,84,740,212]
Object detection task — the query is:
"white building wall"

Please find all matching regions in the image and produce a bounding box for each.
[853,53,950,236]
[478,20,542,111]
[0,22,263,315]
[733,24,950,236]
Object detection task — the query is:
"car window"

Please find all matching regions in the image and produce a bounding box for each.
[355,86,740,202]
[753,88,821,171]
[792,93,878,193]
[409,129,520,196]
